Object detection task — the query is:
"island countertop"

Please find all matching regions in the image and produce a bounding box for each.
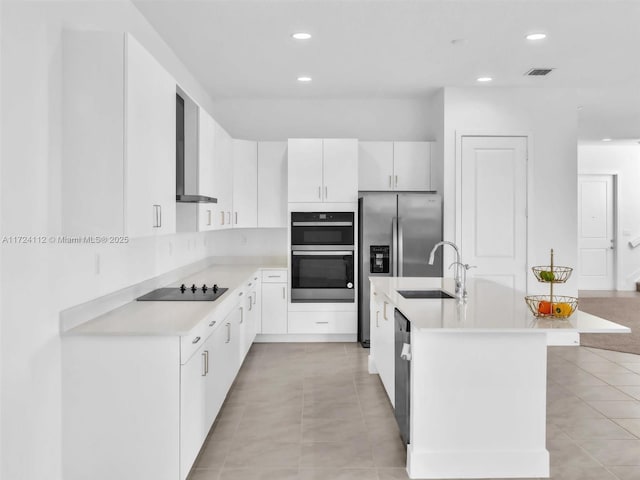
[370,276,630,334]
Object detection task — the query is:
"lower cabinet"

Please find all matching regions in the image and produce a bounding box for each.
[370,288,395,406]
[179,342,208,478]
[287,311,357,334]
[62,278,258,480]
[261,269,288,334]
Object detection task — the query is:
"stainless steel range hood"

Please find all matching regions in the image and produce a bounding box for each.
[176,93,217,204]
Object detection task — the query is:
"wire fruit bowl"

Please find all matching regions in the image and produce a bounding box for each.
[531,266,573,283]
[525,295,578,318]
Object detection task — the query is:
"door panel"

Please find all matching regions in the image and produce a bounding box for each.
[288,139,323,202]
[461,136,527,291]
[578,175,615,289]
[398,194,443,277]
[323,139,358,202]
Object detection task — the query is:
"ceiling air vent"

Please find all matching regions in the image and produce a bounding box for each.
[525,68,554,76]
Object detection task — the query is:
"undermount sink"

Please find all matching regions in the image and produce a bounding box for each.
[397,289,455,299]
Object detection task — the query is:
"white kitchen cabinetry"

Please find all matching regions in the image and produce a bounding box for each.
[369,288,395,406]
[287,311,357,334]
[260,269,288,334]
[232,140,258,228]
[213,120,234,229]
[62,273,259,480]
[288,138,358,203]
[358,141,432,191]
[179,342,208,478]
[257,142,288,227]
[62,31,176,237]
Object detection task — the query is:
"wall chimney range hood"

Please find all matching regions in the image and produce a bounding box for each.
[176,93,217,204]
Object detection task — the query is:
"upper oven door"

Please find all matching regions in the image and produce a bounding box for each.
[291,212,354,246]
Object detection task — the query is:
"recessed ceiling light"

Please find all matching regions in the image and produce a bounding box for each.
[526,33,547,41]
[297,76,312,82]
[477,77,492,83]
[602,138,612,142]
[292,32,312,40]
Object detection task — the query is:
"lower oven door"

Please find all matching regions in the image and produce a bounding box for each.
[291,249,355,303]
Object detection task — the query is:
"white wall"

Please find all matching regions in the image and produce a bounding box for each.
[209,228,288,258]
[579,144,640,290]
[442,87,579,295]
[211,97,435,141]
[0,2,221,479]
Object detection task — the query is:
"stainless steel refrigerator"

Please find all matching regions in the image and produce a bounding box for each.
[358,192,443,347]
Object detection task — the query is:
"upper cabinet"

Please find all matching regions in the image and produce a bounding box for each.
[358,141,432,191]
[288,138,358,203]
[232,140,258,228]
[62,31,176,237]
[257,142,287,228]
[212,120,234,230]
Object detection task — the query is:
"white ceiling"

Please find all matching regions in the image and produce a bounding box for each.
[132,0,640,143]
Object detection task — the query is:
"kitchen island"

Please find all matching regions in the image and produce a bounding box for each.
[368,276,630,479]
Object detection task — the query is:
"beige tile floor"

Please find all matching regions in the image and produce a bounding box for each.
[188,343,640,480]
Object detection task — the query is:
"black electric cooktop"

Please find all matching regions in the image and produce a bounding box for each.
[137,284,228,301]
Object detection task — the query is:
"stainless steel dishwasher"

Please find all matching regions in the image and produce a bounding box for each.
[394,308,411,445]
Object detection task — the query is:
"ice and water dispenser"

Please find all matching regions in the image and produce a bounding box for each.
[370,245,390,274]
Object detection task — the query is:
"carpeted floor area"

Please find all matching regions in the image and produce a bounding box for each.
[579,291,640,355]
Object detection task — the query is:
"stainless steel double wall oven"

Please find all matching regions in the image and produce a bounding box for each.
[290,212,355,303]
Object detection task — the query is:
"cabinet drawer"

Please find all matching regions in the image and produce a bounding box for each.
[288,311,356,334]
[180,313,221,364]
[262,269,287,283]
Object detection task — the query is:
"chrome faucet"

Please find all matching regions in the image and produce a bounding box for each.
[428,241,464,297]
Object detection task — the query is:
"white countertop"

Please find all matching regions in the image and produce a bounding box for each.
[66,263,286,336]
[371,276,631,334]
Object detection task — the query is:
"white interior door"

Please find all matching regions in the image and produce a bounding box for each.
[460,136,528,291]
[578,174,615,290]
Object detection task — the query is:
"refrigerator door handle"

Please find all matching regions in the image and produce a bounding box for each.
[398,217,404,277]
[392,216,398,277]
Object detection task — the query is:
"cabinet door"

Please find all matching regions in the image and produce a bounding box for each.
[393,142,431,191]
[323,139,358,202]
[213,121,234,229]
[180,346,207,479]
[358,142,394,191]
[197,110,217,231]
[261,283,288,334]
[125,34,176,237]
[232,140,258,228]
[288,139,323,202]
[257,142,287,227]
[204,323,228,429]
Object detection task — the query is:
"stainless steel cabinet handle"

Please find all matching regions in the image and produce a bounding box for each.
[209,320,216,327]
[316,321,329,324]
[376,311,380,328]
[398,217,404,277]
[389,175,392,188]
[225,323,231,343]
[207,210,212,226]
[192,336,201,344]
[153,205,161,228]
[395,175,398,187]
[227,211,231,224]
[383,302,388,321]
[201,351,207,376]
[248,296,252,311]
[325,186,328,199]
[282,286,285,299]
[318,186,321,199]
[239,307,244,324]
[220,211,225,225]
[268,275,280,278]
[235,212,238,225]
[158,205,162,228]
